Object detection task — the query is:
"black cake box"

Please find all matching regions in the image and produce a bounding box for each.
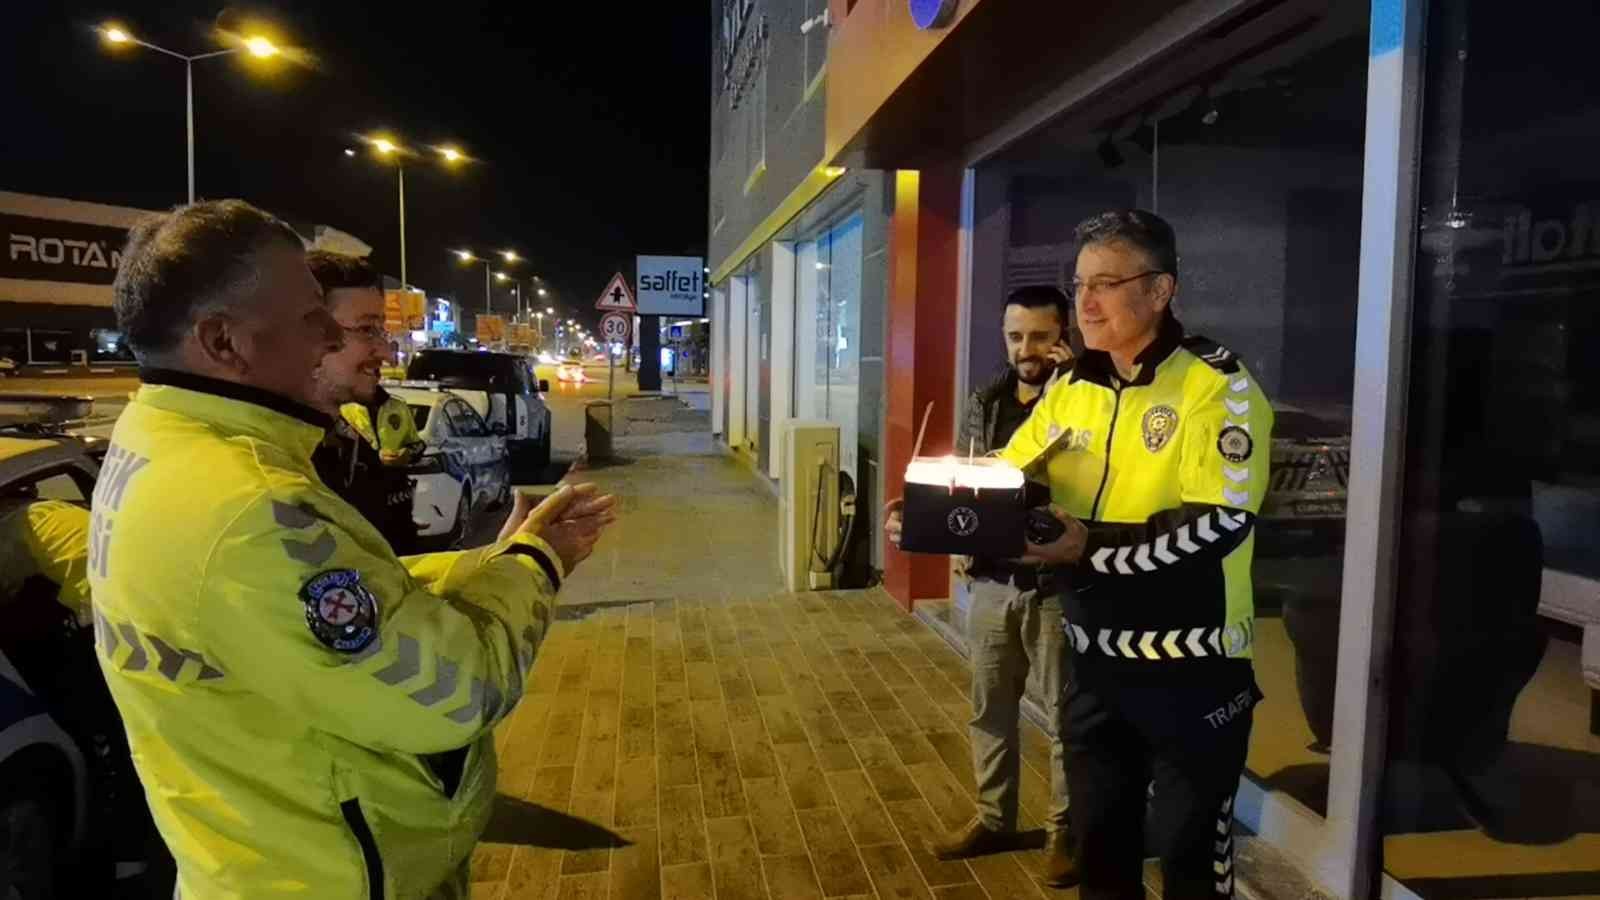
[900,457,1029,558]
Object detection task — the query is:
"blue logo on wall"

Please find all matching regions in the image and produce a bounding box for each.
[909,0,959,30]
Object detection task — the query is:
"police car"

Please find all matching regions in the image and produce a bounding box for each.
[0,397,129,897]
[405,350,553,478]
[382,385,513,548]
[1258,404,1351,557]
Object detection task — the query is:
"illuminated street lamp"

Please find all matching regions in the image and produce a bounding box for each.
[99,22,285,203]
[455,249,519,315]
[350,135,467,287]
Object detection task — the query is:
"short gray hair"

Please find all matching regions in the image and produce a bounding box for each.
[1073,209,1179,279]
[113,200,305,358]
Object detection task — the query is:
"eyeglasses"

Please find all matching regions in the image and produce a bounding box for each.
[342,324,389,343]
[1069,271,1165,298]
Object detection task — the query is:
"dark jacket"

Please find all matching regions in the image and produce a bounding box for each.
[959,368,1022,458]
[312,391,418,554]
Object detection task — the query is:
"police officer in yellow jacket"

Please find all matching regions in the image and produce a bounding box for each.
[0,498,91,625]
[306,251,427,553]
[91,200,617,900]
[1003,211,1272,900]
[344,391,426,462]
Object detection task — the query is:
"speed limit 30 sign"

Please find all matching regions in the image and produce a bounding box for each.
[599,311,632,343]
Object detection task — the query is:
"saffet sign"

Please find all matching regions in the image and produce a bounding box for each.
[635,255,705,317]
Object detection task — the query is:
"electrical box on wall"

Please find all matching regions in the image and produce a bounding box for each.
[779,419,840,592]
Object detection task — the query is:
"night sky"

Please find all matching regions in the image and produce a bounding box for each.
[1,1,711,332]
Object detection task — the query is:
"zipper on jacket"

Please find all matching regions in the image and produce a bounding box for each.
[1089,384,1123,520]
[340,798,386,900]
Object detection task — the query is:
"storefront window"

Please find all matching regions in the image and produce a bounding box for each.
[977,15,1369,819]
[90,328,135,363]
[1383,2,1600,895]
[28,329,70,365]
[795,214,864,478]
[0,329,24,364]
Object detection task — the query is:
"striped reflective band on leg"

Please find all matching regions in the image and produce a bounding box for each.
[1215,794,1235,896]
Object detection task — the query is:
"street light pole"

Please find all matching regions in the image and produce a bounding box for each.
[185,60,195,203]
[397,164,407,287]
[101,28,278,204]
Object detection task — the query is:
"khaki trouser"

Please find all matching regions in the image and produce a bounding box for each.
[967,576,1071,833]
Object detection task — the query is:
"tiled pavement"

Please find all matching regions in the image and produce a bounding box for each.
[470,586,1077,900]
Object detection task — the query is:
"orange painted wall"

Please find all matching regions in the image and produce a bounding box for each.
[824,0,988,165]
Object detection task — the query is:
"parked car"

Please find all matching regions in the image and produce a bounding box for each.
[1258,404,1351,557]
[385,386,513,548]
[0,399,172,898]
[405,350,553,477]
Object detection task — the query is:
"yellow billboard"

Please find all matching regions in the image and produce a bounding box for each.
[476,314,505,343]
[384,289,427,333]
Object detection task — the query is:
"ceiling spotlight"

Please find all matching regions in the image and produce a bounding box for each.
[343,148,356,157]
[1201,106,1220,126]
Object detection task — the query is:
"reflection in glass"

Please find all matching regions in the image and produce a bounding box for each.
[1384,2,1600,896]
[974,15,1369,819]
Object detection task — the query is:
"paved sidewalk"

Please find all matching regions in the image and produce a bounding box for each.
[470,428,1079,898]
[473,587,1074,900]
[555,427,777,607]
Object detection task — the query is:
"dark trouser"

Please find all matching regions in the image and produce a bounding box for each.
[1065,666,1259,900]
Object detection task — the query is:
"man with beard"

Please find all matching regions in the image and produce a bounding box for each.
[885,284,1078,886]
[306,251,426,553]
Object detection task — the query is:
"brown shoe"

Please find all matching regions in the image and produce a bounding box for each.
[1041,829,1080,888]
[930,819,1014,861]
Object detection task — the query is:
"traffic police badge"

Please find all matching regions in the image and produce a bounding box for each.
[387,413,403,432]
[301,569,379,653]
[1217,425,1254,464]
[1142,405,1179,453]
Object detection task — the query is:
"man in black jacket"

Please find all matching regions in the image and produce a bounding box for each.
[306,251,422,553]
[887,284,1077,885]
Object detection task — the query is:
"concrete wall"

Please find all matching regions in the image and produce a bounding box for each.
[708,0,829,275]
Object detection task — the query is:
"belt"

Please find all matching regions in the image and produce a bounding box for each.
[969,559,1052,592]
[1062,618,1256,660]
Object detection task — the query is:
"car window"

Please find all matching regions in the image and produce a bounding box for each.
[407,353,490,382]
[447,401,488,438]
[2,466,93,505]
[409,404,430,433]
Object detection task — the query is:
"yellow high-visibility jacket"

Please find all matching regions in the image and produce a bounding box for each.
[1000,317,1273,672]
[89,368,564,900]
[343,388,425,458]
[0,499,91,624]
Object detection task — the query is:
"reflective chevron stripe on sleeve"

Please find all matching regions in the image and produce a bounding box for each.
[1087,511,1254,575]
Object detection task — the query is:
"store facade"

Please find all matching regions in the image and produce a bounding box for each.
[1,190,377,373]
[707,0,893,584]
[0,190,148,370]
[828,0,1600,896]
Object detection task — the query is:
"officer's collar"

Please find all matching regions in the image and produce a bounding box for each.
[137,368,334,464]
[1069,314,1184,389]
[140,368,332,429]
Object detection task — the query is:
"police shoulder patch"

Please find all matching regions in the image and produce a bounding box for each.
[1181,335,1242,374]
[387,413,403,431]
[1217,426,1254,464]
[301,569,379,653]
